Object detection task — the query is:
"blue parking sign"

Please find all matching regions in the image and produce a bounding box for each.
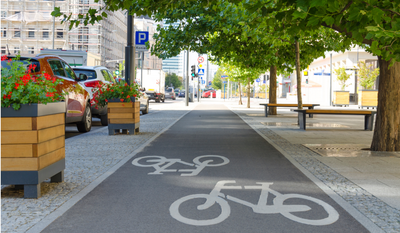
[135,31,149,45]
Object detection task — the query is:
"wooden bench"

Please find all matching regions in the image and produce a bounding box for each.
[259,103,320,117]
[292,109,376,130]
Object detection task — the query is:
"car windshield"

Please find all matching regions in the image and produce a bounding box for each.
[166,88,174,92]
[72,69,97,80]
[1,58,41,73]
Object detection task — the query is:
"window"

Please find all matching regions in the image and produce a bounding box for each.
[1,11,6,18]
[48,60,66,76]
[62,61,76,79]
[1,47,6,55]
[42,29,49,39]
[14,28,20,38]
[73,69,96,80]
[107,70,115,82]
[28,28,35,38]
[1,28,6,38]
[78,35,88,42]
[28,47,35,54]
[56,29,63,39]
[14,11,20,15]
[14,47,19,54]
[101,69,111,81]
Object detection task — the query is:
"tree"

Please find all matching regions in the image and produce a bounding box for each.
[357,61,379,90]
[241,0,400,151]
[334,67,352,91]
[165,73,182,89]
[212,69,223,90]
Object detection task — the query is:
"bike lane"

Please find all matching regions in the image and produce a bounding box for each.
[42,104,369,233]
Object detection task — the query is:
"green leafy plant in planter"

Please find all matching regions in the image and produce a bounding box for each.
[334,67,351,90]
[357,61,380,90]
[1,55,64,110]
[90,80,142,108]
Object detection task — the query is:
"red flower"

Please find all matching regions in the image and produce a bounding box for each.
[14,83,20,90]
[3,94,6,99]
[1,55,8,61]
[105,99,108,102]
[111,90,114,92]
[106,88,110,91]
[126,95,130,98]
[133,94,137,97]
[124,83,128,86]
[120,98,124,102]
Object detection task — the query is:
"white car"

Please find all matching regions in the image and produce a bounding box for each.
[72,66,115,126]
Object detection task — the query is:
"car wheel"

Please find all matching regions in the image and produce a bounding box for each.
[100,113,108,126]
[162,98,165,103]
[142,100,149,114]
[77,105,92,132]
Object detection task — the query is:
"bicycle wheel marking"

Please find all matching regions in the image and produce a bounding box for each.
[170,180,340,226]
[131,155,229,176]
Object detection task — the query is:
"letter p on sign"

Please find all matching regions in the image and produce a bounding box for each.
[135,31,149,45]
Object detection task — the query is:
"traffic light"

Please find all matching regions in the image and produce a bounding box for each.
[115,63,119,70]
[191,65,196,80]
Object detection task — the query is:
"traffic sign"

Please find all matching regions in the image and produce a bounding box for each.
[135,31,149,51]
[223,81,227,83]
[221,75,228,78]
[198,69,205,75]
[198,64,204,68]
[209,81,212,85]
[201,80,205,84]
[256,78,260,82]
[197,56,204,63]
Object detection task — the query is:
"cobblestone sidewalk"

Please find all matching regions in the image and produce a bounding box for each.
[1,108,192,232]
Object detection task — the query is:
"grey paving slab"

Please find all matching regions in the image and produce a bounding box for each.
[42,103,368,233]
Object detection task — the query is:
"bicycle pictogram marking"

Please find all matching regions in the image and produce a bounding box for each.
[170,180,339,226]
[132,155,229,176]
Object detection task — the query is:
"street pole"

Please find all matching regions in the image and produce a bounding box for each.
[141,51,144,87]
[185,49,189,106]
[330,53,332,106]
[52,0,55,49]
[125,13,135,86]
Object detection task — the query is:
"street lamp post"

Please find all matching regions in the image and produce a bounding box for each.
[125,14,135,86]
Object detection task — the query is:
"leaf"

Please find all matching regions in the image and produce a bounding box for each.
[365,26,380,31]
[102,12,108,18]
[306,16,320,27]
[322,16,334,26]
[371,8,384,24]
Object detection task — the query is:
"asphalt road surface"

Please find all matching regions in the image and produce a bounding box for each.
[47,104,368,232]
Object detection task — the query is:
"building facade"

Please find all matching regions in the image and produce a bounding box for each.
[1,0,127,71]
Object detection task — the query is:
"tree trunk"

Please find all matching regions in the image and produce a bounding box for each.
[295,40,303,109]
[371,57,400,151]
[247,78,251,108]
[238,81,243,105]
[268,65,277,115]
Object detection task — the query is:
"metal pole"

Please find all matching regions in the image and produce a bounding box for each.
[52,0,55,49]
[330,53,332,106]
[185,49,189,106]
[141,51,144,87]
[125,14,135,86]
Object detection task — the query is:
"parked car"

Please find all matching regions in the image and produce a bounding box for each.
[114,78,150,115]
[174,88,180,97]
[202,90,216,98]
[72,66,116,126]
[179,90,185,97]
[165,87,176,100]
[1,55,92,132]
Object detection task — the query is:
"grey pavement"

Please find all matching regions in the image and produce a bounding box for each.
[1,97,399,232]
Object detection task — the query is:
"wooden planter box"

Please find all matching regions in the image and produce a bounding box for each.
[1,102,66,198]
[333,91,350,107]
[107,98,140,135]
[358,90,378,109]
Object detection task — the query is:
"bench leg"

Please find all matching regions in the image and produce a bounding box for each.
[365,114,375,131]
[298,112,306,130]
[308,107,314,118]
[265,106,268,117]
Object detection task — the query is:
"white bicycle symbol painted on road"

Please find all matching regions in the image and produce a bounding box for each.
[132,155,229,176]
[170,180,339,226]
